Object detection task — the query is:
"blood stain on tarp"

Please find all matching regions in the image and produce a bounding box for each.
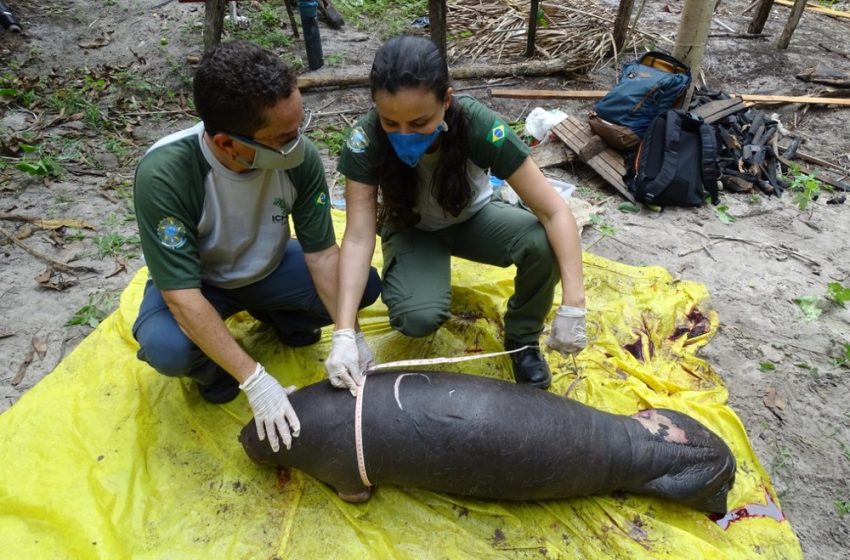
[275,466,291,489]
[625,316,656,361]
[670,307,710,340]
[624,339,644,361]
[709,488,785,529]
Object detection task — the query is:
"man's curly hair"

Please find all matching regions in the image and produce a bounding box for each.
[193,40,296,137]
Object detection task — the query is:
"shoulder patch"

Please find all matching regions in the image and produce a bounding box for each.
[156,217,187,249]
[315,192,328,207]
[488,121,507,146]
[346,126,370,153]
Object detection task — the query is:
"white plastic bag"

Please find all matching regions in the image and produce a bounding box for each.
[525,107,567,145]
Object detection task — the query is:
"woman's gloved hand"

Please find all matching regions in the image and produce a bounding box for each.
[546,305,587,356]
[324,328,364,396]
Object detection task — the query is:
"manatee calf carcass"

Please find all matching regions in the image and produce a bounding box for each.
[239,371,736,513]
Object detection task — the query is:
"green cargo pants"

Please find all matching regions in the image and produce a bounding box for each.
[380,201,559,345]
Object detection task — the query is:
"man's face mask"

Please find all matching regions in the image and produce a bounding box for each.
[387,121,448,167]
[230,110,312,170]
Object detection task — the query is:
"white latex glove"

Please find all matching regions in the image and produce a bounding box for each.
[239,363,300,452]
[356,331,375,373]
[324,328,363,396]
[546,305,587,356]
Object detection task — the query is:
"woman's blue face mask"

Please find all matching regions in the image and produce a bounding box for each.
[387,121,448,167]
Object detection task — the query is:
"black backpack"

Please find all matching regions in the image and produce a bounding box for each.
[625,109,720,206]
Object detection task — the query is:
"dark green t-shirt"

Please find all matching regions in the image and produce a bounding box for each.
[337,96,530,230]
[134,123,335,290]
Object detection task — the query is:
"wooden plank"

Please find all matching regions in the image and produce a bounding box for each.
[775,0,850,19]
[490,88,850,106]
[552,117,635,202]
[691,98,747,123]
[738,94,850,106]
[530,142,574,169]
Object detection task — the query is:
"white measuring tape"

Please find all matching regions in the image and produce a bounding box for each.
[368,345,532,372]
[352,345,532,487]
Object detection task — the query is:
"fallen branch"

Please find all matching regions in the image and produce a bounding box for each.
[0,225,98,274]
[706,234,822,272]
[0,213,96,231]
[297,58,573,91]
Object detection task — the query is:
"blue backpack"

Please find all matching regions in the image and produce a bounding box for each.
[589,51,691,151]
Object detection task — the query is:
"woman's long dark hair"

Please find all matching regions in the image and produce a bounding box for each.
[369,35,471,229]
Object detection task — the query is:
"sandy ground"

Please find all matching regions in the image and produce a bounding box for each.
[1,0,849,558]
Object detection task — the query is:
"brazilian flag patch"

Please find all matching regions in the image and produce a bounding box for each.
[489,121,507,146]
[315,192,328,207]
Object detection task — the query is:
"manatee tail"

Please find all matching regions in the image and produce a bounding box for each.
[631,408,737,514]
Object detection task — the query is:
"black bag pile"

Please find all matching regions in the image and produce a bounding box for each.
[688,89,796,197]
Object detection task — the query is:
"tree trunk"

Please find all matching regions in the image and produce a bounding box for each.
[526,0,540,57]
[672,0,717,105]
[775,0,806,49]
[612,0,635,53]
[429,0,447,58]
[748,0,774,34]
[203,0,226,51]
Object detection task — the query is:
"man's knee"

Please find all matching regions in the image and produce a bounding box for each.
[389,305,450,338]
[135,327,203,378]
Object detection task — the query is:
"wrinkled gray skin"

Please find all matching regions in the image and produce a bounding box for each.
[239,371,736,513]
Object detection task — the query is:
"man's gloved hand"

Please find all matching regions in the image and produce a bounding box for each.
[240,363,300,453]
[355,331,375,373]
[324,328,364,396]
[546,305,587,356]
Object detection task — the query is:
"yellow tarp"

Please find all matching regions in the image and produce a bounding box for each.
[0,212,801,559]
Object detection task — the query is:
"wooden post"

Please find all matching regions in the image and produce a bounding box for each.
[525,0,540,57]
[775,0,806,49]
[429,0,447,58]
[203,0,226,51]
[612,0,635,53]
[748,0,774,34]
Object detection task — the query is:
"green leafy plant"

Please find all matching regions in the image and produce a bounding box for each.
[786,165,823,210]
[308,125,348,156]
[228,2,293,50]
[336,0,427,39]
[15,143,63,178]
[589,214,615,236]
[759,361,776,372]
[826,282,850,307]
[66,292,116,328]
[793,295,822,321]
[713,204,735,224]
[836,500,850,516]
[325,52,345,66]
[833,343,850,368]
